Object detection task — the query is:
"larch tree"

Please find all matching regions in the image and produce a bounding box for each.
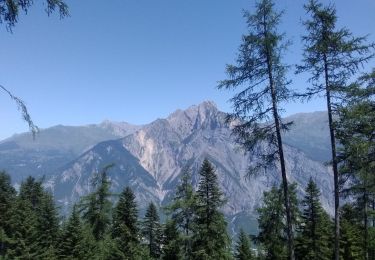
[297,1,374,258]
[218,0,295,258]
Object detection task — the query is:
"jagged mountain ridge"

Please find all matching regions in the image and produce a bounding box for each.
[50,101,333,233]
[0,121,140,183]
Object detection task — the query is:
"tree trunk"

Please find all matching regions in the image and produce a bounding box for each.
[263,18,295,260]
[323,53,340,260]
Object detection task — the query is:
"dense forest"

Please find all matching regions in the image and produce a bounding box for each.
[0,0,374,259]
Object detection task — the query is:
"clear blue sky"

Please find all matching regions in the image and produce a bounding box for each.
[0,0,374,140]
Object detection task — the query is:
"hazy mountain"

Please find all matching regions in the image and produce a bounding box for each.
[0,121,140,183]
[48,101,333,234]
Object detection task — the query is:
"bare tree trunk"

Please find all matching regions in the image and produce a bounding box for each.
[323,53,340,260]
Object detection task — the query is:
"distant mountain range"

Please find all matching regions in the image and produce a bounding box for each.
[0,101,333,234]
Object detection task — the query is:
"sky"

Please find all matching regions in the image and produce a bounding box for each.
[0,0,374,140]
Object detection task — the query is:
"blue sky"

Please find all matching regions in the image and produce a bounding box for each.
[0,0,374,140]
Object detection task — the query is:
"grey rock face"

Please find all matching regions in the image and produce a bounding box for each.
[49,101,334,234]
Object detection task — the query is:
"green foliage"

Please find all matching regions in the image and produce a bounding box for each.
[257,186,286,259]
[167,166,196,258]
[191,159,231,260]
[257,183,299,259]
[218,1,296,257]
[142,202,163,259]
[336,69,375,259]
[0,171,16,257]
[295,178,333,260]
[234,229,254,260]
[339,204,364,260]
[0,0,69,31]
[6,197,39,259]
[297,2,374,258]
[112,186,142,259]
[58,205,92,259]
[80,164,114,241]
[162,219,182,260]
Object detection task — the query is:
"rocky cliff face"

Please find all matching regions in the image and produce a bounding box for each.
[49,101,334,233]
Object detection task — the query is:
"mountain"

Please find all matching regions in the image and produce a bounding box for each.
[0,121,140,183]
[48,101,334,234]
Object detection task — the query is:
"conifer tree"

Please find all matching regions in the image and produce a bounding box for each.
[336,69,375,260]
[168,166,196,259]
[80,164,113,241]
[0,171,16,257]
[297,1,374,258]
[295,178,333,259]
[112,186,142,259]
[35,192,60,258]
[234,229,254,260]
[191,159,231,259]
[142,202,163,259]
[58,205,90,259]
[257,186,286,259]
[339,204,364,260]
[257,184,299,259]
[218,0,295,257]
[162,219,182,260]
[6,197,39,259]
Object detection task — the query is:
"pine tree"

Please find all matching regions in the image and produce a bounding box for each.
[142,202,163,259]
[297,1,375,258]
[295,178,333,259]
[234,229,254,260]
[80,164,113,241]
[191,159,231,260]
[58,205,90,259]
[339,204,364,260]
[0,171,16,257]
[162,219,182,260]
[257,183,299,259]
[35,192,60,258]
[336,69,375,260]
[112,186,142,259]
[6,197,39,259]
[257,186,286,259]
[167,166,196,259]
[218,0,295,257]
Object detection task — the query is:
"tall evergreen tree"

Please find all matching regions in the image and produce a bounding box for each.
[234,229,254,260]
[191,159,231,260]
[112,186,142,259]
[257,186,286,259]
[168,166,196,259]
[257,184,299,259]
[339,204,364,260]
[6,197,39,259]
[295,178,333,259]
[337,69,375,260]
[80,164,113,241]
[218,0,295,257]
[58,205,92,259]
[297,1,375,258]
[142,202,163,259]
[162,219,182,260]
[0,171,16,257]
[35,192,60,258]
